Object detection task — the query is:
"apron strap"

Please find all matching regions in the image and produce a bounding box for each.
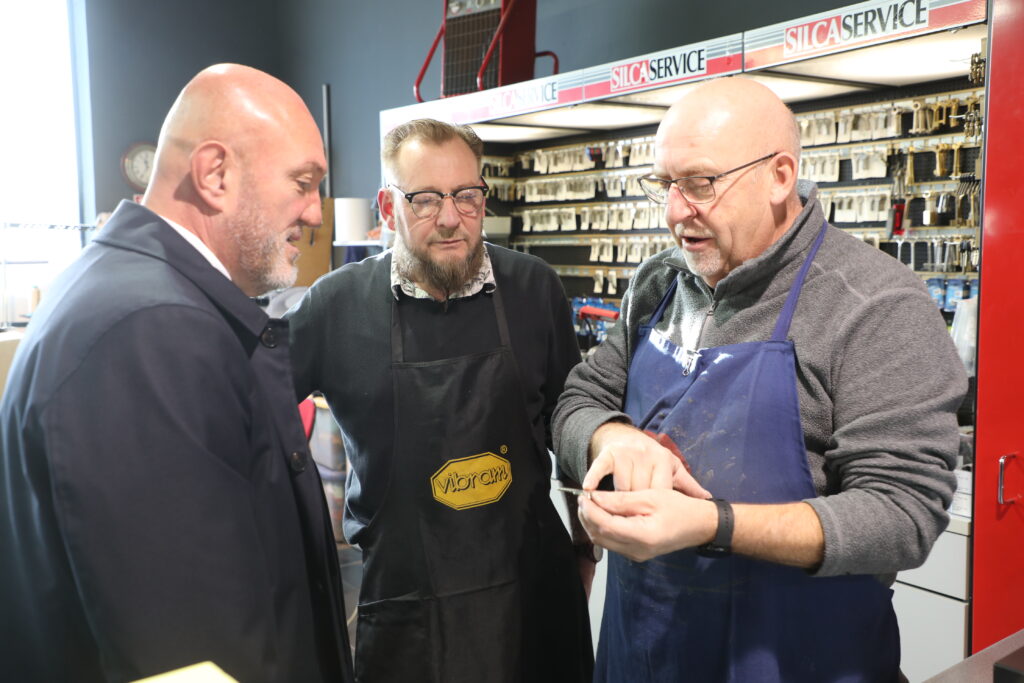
[771,220,829,342]
[490,285,512,348]
[646,277,679,328]
[390,296,405,363]
[390,247,511,364]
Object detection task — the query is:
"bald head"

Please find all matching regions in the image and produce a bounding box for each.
[143,64,327,296]
[658,77,801,170]
[652,77,805,287]
[147,64,320,195]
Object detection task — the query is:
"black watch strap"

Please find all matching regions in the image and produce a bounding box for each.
[696,498,734,558]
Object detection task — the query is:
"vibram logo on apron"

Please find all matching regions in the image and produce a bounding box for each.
[430,452,512,510]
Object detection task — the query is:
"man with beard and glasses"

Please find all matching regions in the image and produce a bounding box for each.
[287,118,594,682]
[0,64,353,683]
[553,77,965,683]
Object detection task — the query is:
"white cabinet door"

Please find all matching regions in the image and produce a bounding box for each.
[892,581,968,682]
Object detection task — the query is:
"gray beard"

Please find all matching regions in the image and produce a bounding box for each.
[393,235,485,299]
[232,193,298,295]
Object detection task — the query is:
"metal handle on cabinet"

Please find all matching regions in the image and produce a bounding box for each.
[998,453,1016,505]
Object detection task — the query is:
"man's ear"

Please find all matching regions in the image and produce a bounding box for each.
[191,141,231,212]
[378,186,397,230]
[769,152,799,205]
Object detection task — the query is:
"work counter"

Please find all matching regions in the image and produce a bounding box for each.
[926,627,1024,682]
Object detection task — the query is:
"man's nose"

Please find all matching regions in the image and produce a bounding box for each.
[665,184,697,225]
[435,195,461,227]
[301,196,323,227]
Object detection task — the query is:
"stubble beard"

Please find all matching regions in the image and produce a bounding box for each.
[231,191,299,295]
[682,248,724,283]
[393,229,485,298]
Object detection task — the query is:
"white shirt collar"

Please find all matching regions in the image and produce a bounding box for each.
[156,212,232,282]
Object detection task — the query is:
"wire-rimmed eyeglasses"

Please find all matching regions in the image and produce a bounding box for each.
[390,180,489,218]
[638,152,779,205]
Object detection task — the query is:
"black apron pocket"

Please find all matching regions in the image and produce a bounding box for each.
[355,597,435,682]
[356,584,523,683]
[435,580,522,683]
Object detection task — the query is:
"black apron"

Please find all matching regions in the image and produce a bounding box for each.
[354,278,592,683]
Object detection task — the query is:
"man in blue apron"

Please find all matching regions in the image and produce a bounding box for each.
[288,119,594,682]
[554,78,966,682]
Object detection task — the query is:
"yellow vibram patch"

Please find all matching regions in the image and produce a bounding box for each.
[431,451,512,510]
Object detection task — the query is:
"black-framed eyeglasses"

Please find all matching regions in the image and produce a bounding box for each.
[390,179,489,218]
[638,152,779,205]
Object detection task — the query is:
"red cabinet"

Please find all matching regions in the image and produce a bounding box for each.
[972,0,1024,653]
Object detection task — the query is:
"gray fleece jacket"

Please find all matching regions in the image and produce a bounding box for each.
[553,181,967,583]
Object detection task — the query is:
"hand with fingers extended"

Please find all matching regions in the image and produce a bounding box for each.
[576,489,719,562]
[582,421,710,498]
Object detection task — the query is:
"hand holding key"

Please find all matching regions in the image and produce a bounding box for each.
[582,422,710,499]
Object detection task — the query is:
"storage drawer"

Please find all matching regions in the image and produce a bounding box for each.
[897,529,970,600]
[892,581,968,682]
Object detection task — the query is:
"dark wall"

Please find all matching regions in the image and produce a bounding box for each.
[81,0,281,217]
[276,0,439,205]
[277,0,842,206]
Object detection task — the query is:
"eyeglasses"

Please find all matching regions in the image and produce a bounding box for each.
[638,152,779,205]
[390,180,489,218]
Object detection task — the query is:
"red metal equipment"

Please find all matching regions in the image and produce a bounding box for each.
[414,0,557,102]
[578,305,620,322]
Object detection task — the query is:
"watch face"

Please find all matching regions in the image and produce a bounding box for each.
[122,143,157,191]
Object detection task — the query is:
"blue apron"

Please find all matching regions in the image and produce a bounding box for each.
[595,223,901,682]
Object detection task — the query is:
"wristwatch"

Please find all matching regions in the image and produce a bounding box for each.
[696,498,734,558]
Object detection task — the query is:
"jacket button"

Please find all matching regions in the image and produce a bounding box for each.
[289,451,306,473]
[260,326,277,348]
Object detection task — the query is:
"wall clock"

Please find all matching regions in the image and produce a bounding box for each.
[122,142,157,192]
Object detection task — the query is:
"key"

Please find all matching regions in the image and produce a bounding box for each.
[929,237,942,272]
[922,192,938,226]
[837,112,853,143]
[933,143,949,177]
[799,118,814,147]
[616,239,629,264]
[947,100,961,128]
[959,239,971,272]
[952,180,967,227]
[910,101,925,134]
[929,102,945,133]
[944,241,959,272]
[895,236,909,265]
[950,143,963,180]
[937,192,953,219]
[969,184,981,227]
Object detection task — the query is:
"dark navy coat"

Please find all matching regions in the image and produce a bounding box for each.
[0,201,353,682]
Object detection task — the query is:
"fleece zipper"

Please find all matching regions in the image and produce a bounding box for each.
[682,296,717,376]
